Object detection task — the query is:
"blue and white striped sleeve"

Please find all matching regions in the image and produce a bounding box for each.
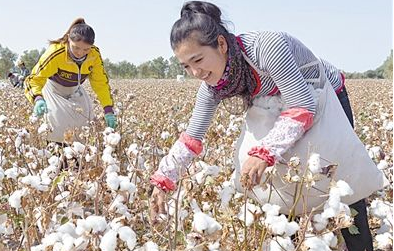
[257,32,316,114]
[185,83,220,141]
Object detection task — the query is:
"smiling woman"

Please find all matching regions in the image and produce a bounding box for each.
[149,1,387,251]
[24,18,117,143]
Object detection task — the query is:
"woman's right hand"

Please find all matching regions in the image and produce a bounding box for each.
[150,187,167,224]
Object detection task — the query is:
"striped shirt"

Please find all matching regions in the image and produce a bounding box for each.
[186,31,344,141]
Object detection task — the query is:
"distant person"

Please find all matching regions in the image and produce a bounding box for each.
[149,2,386,251]
[24,18,117,143]
[7,72,24,88]
[17,60,30,80]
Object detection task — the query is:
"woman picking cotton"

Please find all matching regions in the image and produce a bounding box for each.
[24,18,117,143]
[149,1,386,250]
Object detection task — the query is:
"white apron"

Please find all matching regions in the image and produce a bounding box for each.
[233,56,388,215]
[42,79,94,142]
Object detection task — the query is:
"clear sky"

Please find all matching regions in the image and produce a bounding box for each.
[0,0,392,72]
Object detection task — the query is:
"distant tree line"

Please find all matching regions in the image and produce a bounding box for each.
[0,45,185,79]
[0,44,391,80]
[345,50,393,80]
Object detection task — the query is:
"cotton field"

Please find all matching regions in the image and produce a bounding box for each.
[0,79,392,251]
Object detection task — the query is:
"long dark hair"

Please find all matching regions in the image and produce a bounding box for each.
[170,1,230,50]
[49,18,95,45]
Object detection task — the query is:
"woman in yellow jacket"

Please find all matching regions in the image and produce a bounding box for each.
[25,18,117,143]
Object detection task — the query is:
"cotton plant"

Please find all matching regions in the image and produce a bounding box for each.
[238,202,262,227]
[194,160,220,184]
[99,218,137,251]
[260,203,299,237]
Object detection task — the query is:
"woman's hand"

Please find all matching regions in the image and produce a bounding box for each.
[150,187,167,224]
[241,156,268,188]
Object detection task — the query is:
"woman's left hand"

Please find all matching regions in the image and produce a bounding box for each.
[241,156,268,188]
[104,113,117,129]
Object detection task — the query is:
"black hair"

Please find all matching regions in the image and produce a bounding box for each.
[170,1,229,50]
[50,18,95,45]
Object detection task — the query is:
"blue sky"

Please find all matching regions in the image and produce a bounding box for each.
[0,0,392,72]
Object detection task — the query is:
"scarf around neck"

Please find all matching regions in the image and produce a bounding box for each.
[207,33,257,107]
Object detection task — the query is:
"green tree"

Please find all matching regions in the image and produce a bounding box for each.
[20,48,45,71]
[167,56,185,78]
[0,44,18,78]
[137,61,153,78]
[103,58,119,78]
[151,56,168,78]
[117,61,137,78]
[383,50,393,80]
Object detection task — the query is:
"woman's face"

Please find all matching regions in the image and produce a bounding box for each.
[68,39,92,59]
[174,35,228,86]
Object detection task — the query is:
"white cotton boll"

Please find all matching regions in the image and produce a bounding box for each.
[262,203,281,217]
[74,237,89,251]
[377,160,389,170]
[238,203,261,227]
[29,115,38,124]
[0,167,4,181]
[307,153,321,174]
[195,171,205,185]
[9,189,27,210]
[161,131,170,140]
[42,232,62,247]
[105,133,121,146]
[75,219,92,235]
[202,201,211,212]
[38,122,51,134]
[322,232,337,248]
[61,233,75,251]
[204,165,220,177]
[72,142,85,154]
[85,215,108,233]
[208,241,220,251]
[5,167,18,180]
[0,115,7,127]
[119,179,136,193]
[370,199,392,219]
[368,146,382,159]
[52,242,63,251]
[331,180,354,197]
[127,143,139,156]
[21,175,40,186]
[377,218,392,234]
[102,153,116,165]
[269,236,295,251]
[383,121,393,131]
[118,226,137,250]
[57,222,77,238]
[14,137,22,149]
[106,164,120,173]
[312,213,329,231]
[31,245,45,251]
[304,235,331,251]
[86,182,98,198]
[219,181,235,208]
[48,156,60,166]
[142,241,159,250]
[285,221,300,237]
[54,191,70,201]
[103,127,114,135]
[106,172,120,190]
[192,212,222,235]
[99,229,117,251]
[376,232,392,249]
[63,147,74,159]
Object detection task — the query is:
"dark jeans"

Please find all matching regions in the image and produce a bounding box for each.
[337,86,373,251]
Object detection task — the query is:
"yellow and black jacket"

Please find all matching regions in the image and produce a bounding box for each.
[25,42,113,110]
